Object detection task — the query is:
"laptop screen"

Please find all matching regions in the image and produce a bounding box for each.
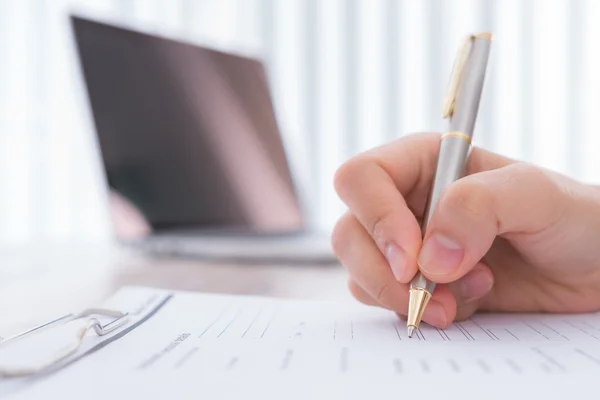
[71,16,303,239]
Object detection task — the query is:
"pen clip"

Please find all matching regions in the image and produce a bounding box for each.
[442,35,474,119]
[442,32,493,118]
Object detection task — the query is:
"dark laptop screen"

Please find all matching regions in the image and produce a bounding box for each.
[71,16,303,239]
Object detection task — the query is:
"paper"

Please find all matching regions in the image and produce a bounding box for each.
[4,286,600,400]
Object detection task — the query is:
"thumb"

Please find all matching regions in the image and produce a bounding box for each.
[417,163,570,284]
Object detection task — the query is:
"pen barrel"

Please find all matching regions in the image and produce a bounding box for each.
[420,36,490,243]
[410,136,471,294]
[409,35,491,294]
[421,135,471,233]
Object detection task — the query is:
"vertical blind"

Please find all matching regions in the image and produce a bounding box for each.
[0,0,597,243]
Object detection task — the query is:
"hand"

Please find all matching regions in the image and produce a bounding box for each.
[331,132,600,328]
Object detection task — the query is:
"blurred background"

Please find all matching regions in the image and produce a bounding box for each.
[0,0,597,244]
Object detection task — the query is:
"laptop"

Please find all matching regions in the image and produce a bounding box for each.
[70,15,336,263]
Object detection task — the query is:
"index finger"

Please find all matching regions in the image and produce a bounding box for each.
[333,132,513,283]
[333,133,440,283]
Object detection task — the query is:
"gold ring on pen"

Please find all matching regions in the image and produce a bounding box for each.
[441,131,472,144]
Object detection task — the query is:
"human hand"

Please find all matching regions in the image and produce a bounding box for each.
[332,132,600,328]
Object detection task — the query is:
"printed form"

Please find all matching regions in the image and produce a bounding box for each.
[3,286,600,399]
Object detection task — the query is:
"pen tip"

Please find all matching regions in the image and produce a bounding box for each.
[407,326,416,338]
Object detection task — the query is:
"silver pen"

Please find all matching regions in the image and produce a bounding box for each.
[407,33,492,338]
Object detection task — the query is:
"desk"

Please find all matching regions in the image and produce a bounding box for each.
[0,242,350,338]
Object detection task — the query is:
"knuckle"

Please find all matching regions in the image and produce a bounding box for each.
[333,157,364,198]
[347,280,364,300]
[508,162,570,225]
[330,212,356,257]
[441,178,493,220]
[509,161,539,176]
[348,280,379,307]
[454,303,479,321]
[376,282,392,305]
[508,162,548,188]
[367,211,389,245]
[511,163,556,193]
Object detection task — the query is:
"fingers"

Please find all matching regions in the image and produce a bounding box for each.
[419,162,570,283]
[333,133,514,284]
[334,147,425,283]
[332,132,517,326]
[446,262,495,320]
[348,262,494,325]
[347,280,455,328]
[332,212,409,310]
[347,279,379,307]
[370,133,515,213]
[332,212,450,327]
[448,262,495,304]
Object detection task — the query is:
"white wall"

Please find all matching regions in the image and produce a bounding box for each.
[0,0,597,243]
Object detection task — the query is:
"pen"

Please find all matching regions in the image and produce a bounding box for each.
[407,33,492,338]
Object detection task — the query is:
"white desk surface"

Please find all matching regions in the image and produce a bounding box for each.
[0,241,350,338]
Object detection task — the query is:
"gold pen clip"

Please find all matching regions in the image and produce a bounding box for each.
[442,32,492,119]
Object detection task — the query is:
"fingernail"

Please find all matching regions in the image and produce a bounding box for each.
[422,301,447,327]
[386,244,407,282]
[418,233,464,276]
[460,268,493,302]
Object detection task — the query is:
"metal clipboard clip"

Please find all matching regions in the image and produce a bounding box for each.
[0,308,129,378]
